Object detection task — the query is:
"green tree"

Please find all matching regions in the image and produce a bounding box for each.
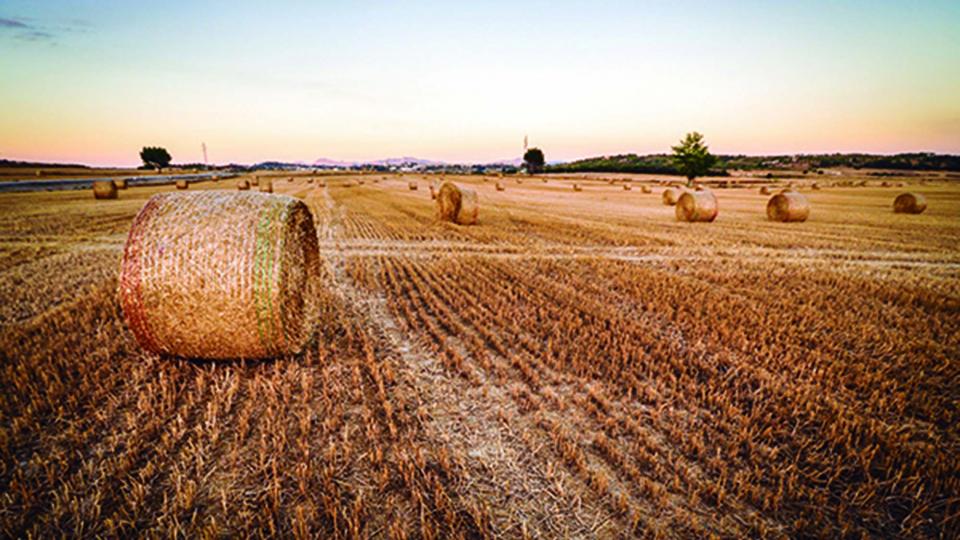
[140,146,172,173]
[523,147,545,174]
[671,132,716,184]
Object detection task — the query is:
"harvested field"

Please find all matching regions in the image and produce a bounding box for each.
[1,172,959,538]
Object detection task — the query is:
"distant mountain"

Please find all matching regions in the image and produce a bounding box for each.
[311,157,354,168]
[310,156,446,168]
[367,156,446,167]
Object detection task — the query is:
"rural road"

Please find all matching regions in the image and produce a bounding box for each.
[0,172,236,193]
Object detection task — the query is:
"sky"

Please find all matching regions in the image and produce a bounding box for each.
[1,0,959,167]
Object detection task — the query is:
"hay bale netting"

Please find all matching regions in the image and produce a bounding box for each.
[759,186,772,195]
[260,179,273,193]
[893,192,927,214]
[766,192,810,222]
[675,190,718,222]
[176,179,189,190]
[662,187,683,206]
[93,180,118,200]
[495,182,505,191]
[118,191,321,359]
[113,178,128,190]
[437,181,478,225]
[237,179,251,190]
[408,181,418,191]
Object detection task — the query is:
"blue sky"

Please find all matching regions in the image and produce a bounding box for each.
[2,0,959,165]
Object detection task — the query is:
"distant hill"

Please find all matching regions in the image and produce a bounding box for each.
[0,159,89,169]
[549,152,960,175]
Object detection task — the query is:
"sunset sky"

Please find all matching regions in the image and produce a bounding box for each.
[2,1,959,167]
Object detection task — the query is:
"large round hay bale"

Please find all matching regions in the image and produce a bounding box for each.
[675,190,718,222]
[176,179,189,190]
[662,188,683,205]
[113,178,128,190]
[495,182,505,191]
[429,185,437,200]
[93,180,118,200]
[811,182,821,190]
[766,192,810,222]
[408,181,418,191]
[118,192,320,359]
[260,179,273,193]
[759,186,772,195]
[573,184,582,192]
[641,185,653,194]
[893,192,927,214]
[437,181,478,225]
[237,179,250,190]
[623,184,632,191]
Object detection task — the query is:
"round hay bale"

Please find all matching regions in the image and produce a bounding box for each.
[93,180,118,200]
[288,177,294,182]
[176,179,189,190]
[573,184,582,192]
[408,181,418,191]
[495,182,505,191]
[113,178,128,190]
[307,178,314,184]
[641,185,653,194]
[118,191,321,359]
[893,192,927,214]
[623,184,632,191]
[759,186,772,195]
[237,179,251,190]
[36,169,43,177]
[675,190,718,222]
[542,177,548,183]
[429,185,437,200]
[515,178,523,184]
[662,188,683,206]
[252,177,260,187]
[437,182,478,225]
[260,179,273,193]
[811,182,821,190]
[766,192,810,222]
